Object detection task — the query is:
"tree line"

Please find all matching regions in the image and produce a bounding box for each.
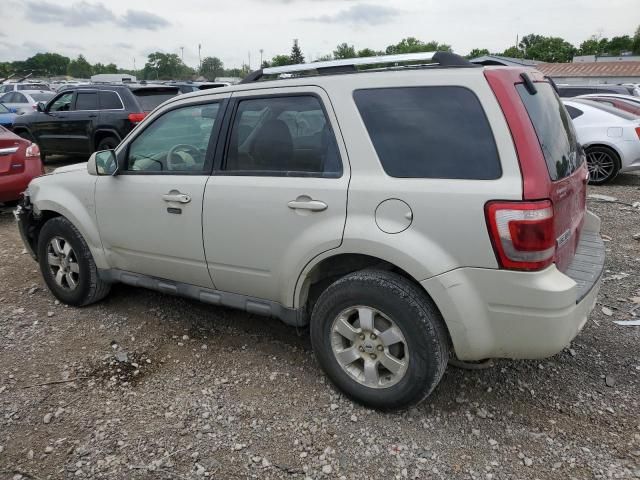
[1,27,639,82]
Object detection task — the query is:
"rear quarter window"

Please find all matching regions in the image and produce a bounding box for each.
[517,82,581,181]
[353,86,501,179]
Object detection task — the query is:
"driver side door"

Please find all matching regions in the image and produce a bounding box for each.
[95,96,229,287]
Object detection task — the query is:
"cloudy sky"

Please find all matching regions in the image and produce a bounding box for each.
[1,0,638,70]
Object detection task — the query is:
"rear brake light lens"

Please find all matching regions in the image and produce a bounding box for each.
[25,143,40,158]
[635,127,640,140]
[128,113,147,123]
[485,200,555,271]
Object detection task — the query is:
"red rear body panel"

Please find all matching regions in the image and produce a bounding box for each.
[0,127,44,203]
[484,68,588,272]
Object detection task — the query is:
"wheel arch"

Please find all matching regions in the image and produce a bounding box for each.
[583,142,622,164]
[26,194,108,270]
[93,129,121,151]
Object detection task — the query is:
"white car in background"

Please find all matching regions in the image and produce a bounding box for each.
[0,90,56,115]
[563,99,640,184]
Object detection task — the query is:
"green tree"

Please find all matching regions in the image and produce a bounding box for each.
[67,55,92,78]
[385,37,452,55]
[578,36,609,55]
[24,53,70,76]
[92,62,118,74]
[467,48,490,58]
[333,43,356,59]
[357,48,379,57]
[314,54,333,62]
[518,34,576,62]
[270,55,293,67]
[142,52,189,80]
[607,35,633,54]
[633,26,640,54]
[200,56,224,80]
[501,46,523,58]
[290,39,305,64]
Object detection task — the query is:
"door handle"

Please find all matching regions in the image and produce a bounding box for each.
[162,192,191,203]
[287,198,327,212]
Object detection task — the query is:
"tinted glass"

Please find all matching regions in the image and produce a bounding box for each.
[126,103,220,173]
[0,104,8,113]
[49,92,74,111]
[565,105,584,119]
[75,92,98,110]
[99,91,123,110]
[132,90,179,112]
[14,93,27,103]
[30,92,55,102]
[18,84,50,91]
[517,83,581,181]
[354,87,501,179]
[224,95,342,177]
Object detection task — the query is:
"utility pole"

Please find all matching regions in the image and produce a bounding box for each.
[198,43,202,71]
[259,49,264,67]
[248,51,251,71]
[180,46,184,62]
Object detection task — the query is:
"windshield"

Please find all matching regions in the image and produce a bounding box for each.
[573,99,639,120]
[517,82,582,181]
[0,104,9,113]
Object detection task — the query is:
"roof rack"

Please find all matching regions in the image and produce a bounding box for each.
[241,51,477,83]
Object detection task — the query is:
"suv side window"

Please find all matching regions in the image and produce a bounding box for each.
[125,102,221,173]
[99,91,124,110]
[75,92,98,111]
[14,93,27,103]
[354,87,501,179]
[49,92,74,112]
[223,95,342,177]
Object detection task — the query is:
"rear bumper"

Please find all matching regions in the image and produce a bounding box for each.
[0,161,43,203]
[423,211,604,361]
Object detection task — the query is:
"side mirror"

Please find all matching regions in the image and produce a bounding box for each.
[36,102,45,113]
[88,150,118,176]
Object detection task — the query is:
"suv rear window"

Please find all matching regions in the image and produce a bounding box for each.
[517,82,581,181]
[353,87,501,179]
[132,89,179,112]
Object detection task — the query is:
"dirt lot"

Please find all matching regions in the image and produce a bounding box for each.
[1,161,639,480]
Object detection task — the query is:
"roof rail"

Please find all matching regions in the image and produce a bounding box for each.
[240,51,477,83]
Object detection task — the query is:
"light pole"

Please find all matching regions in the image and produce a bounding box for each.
[198,44,202,71]
[259,49,263,67]
[180,46,184,62]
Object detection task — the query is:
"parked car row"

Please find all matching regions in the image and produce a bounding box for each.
[563,94,640,184]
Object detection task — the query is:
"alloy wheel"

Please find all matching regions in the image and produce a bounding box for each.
[330,305,409,388]
[46,236,80,291]
[586,150,615,183]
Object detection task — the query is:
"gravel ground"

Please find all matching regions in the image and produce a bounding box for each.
[1,162,639,480]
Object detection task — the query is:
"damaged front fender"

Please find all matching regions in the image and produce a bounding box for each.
[14,193,39,260]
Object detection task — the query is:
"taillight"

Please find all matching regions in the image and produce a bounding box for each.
[485,200,555,271]
[128,113,147,123]
[635,126,640,140]
[25,143,40,158]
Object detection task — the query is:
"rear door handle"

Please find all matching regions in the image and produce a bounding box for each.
[162,192,191,203]
[287,198,327,212]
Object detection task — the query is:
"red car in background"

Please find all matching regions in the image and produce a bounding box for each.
[0,126,44,205]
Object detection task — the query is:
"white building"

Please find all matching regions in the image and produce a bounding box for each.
[90,73,136,83]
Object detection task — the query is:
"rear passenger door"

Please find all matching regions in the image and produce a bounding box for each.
[202,87,350,305]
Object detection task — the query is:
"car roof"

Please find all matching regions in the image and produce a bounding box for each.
[566,99,639,121]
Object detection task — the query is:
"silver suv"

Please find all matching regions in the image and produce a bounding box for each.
[15,52,605,409]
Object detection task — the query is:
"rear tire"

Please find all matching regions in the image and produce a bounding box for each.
[586,146,620,185]
[97,136,119,152]
[310,270,449,410]
[37,217,110,306]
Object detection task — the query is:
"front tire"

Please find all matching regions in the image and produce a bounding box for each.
[586,146,620,185]
[310,270,449,410]
[37,217,110,306]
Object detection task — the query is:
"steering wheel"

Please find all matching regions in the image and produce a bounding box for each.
[167,144,201,171]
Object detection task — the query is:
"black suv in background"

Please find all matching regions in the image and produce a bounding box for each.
[11,84,179,161]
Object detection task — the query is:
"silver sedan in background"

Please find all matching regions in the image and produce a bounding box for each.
[0,90,55,115]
